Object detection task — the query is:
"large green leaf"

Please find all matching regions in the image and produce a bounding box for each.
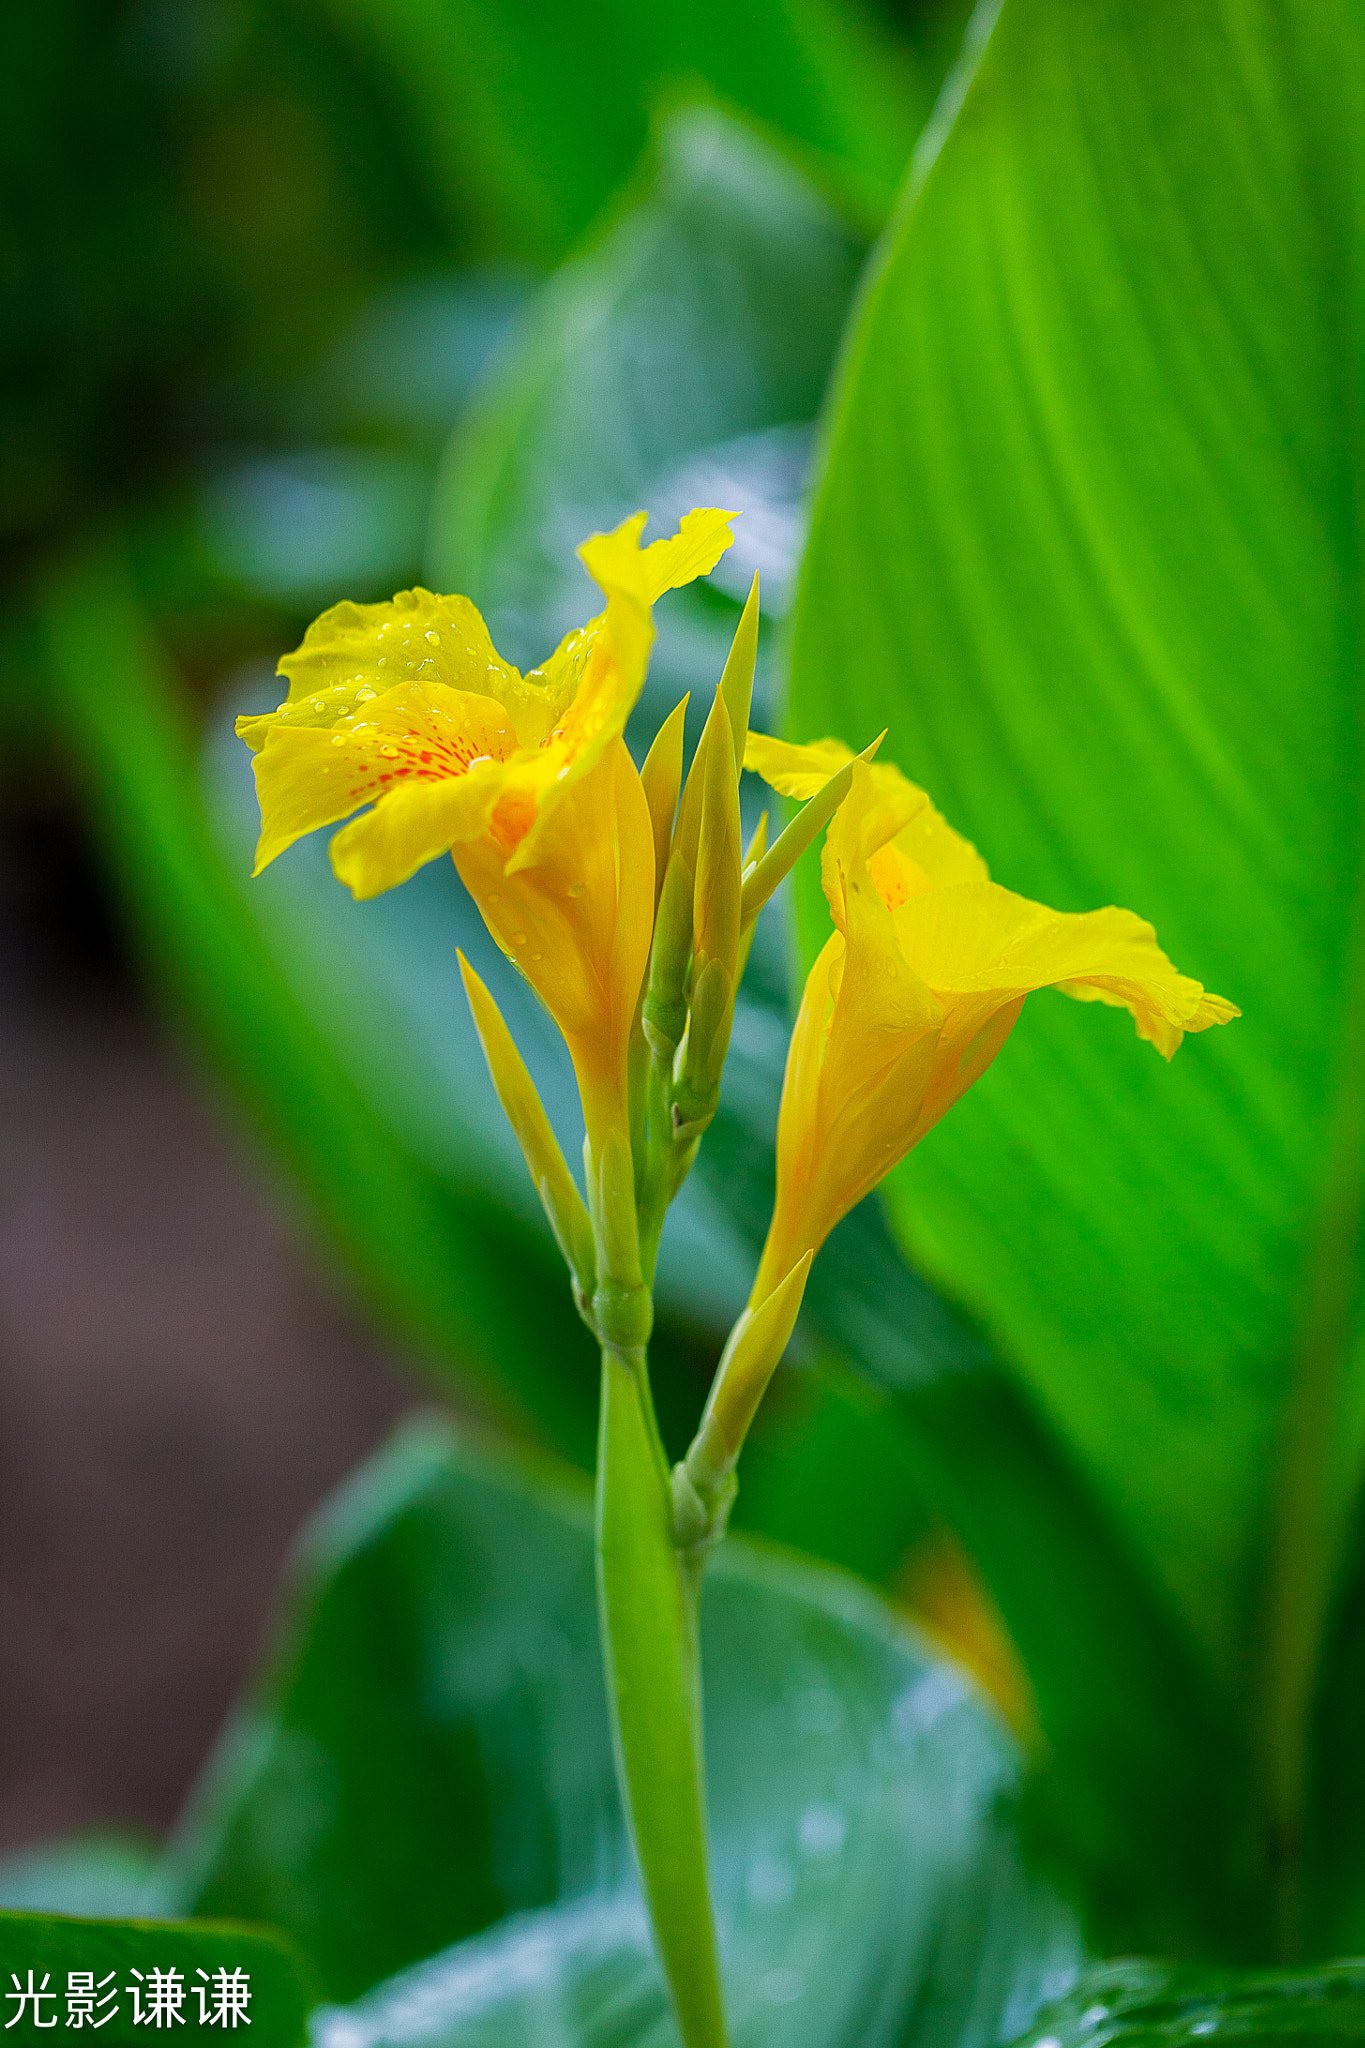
[0,1909,313,2046]
[165,1414,1078,2040]
[789,0,1365,1920]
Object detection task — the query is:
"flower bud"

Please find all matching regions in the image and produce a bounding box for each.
[458,953,596,1304]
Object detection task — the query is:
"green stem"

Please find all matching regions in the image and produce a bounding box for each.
[595,1344,728,2048]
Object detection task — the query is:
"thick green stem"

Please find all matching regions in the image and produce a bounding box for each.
[595,1345,728,2048]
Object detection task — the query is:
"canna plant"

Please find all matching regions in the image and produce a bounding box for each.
[238,508,1236,2048]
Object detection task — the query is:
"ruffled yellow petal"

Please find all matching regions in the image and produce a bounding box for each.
[237,589,526,752]
[639,506,738,601]
[748,735,990,895]
[331,777,496,899]
[744,732,855,800]
[503,510,734,874]
[250,682,513,876]
[891,886,1239,1059]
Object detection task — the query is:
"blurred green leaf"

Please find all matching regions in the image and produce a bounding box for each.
[790,0,1365,1942]
[0,1909,312,2046]
[429,103,869,713]
[167,1413,1079,2039]
[2,0,461,561]
[36,542,600,1466]
[0,1838,169,1922]
[310,0,936,260]
[1014,1958,1365,2047]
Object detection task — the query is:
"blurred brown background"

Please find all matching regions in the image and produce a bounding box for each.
[0,788,409,1850]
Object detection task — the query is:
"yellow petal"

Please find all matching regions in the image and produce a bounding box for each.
[820,758,925,930]
[250,726,374,874]
[504,512,699,874]
[744,732,857,799]
[577,507,736,610]
[639,506,737,600]
[239,589,525,751]
[892,884,1239,1059]
[250,680,513,876]
[454,739,656,1152]
[331,777,495,898]
[748,736,990,895]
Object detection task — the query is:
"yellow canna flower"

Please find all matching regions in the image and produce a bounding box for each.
[239,508,734,1147]
[745,734,1239,1303]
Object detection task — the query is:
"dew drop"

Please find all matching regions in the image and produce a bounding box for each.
[510,930,528,946]
[485,892,501,905]
[331,734,346,746]
[380,744,399,759]
[529,952,542,962]
[425,629,440,646]
[467,753,492,770]
[567,882,585,899]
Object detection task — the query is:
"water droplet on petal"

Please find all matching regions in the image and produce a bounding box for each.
[511,930,527,946]
[331,734,346,746]
[528,952,542,962]
[380,744,399,759]
[567,883,585,899]
[485,892,500,905]
[425,629,440,646]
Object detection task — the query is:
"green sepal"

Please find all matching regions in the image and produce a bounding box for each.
[639,694,689,909]
[673,957,736,1138]
[693,692,742,984]
[739,733,883,928]
[642,850,695,1064]
[458,951,596,1310]
[717,574,760,779]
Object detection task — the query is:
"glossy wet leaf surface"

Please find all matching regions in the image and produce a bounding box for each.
[167,1415,1077,2040]
[1015,1959,1365,2046]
